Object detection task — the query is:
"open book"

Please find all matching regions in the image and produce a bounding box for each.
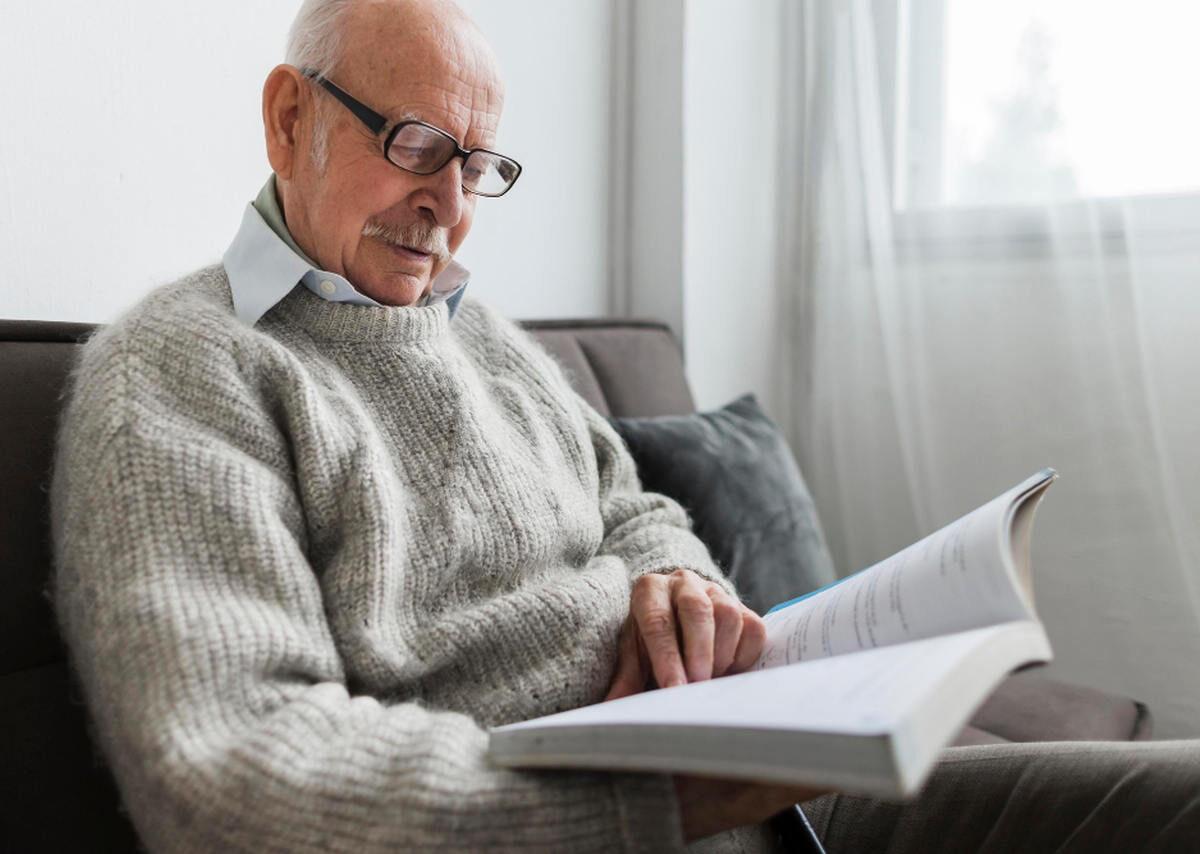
[489,469,1058,799]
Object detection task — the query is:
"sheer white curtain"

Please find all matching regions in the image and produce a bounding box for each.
[775,0,1200,736]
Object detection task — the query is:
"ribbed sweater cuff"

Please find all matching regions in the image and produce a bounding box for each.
[628,543,736,598]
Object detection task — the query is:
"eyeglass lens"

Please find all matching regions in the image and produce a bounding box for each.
[386,123,518,197]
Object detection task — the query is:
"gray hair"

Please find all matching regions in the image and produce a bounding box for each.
[285,0,359,78]
[285,0,361,171]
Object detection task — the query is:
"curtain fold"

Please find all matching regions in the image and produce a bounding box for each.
[775,0,1200,736]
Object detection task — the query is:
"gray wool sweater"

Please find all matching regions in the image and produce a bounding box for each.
[52,266,731,853]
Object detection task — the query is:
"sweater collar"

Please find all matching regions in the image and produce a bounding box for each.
[270,285,453,344]
[222,176,469,325]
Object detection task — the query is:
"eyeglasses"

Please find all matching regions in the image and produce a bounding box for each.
[301,68,522,198]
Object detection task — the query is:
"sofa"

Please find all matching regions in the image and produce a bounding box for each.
[0,317,1153,852]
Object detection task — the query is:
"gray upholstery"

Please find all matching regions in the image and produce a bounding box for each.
[0,316,1152,852]
[522,318,695,417]
[0,322,142,852]
[970,670,1153,743]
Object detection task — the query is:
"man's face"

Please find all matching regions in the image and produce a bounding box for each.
[281,3,504,306]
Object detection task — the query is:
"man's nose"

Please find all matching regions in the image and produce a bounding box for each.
[412,159,465,227]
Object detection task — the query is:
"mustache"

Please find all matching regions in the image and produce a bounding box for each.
[361,219,451,263]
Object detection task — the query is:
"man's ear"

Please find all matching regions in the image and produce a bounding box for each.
[263,65,305,180]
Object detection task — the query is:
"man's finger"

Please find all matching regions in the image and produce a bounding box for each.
[673,574,716,683]
[604,618,649,701]
[729,607,768,674]
[633,576,688,689]
[708,585,744,676]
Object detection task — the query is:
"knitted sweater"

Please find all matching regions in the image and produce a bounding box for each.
[52,266,731,853]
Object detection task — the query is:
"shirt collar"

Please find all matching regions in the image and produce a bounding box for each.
[222,177,470,326]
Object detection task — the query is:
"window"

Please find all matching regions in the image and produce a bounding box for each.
[895,0,1200,211]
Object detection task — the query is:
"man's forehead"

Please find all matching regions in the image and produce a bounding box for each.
[362,67,502,147]
[339,0,499,87]
[338,4,503,141]
[389,89,502,148]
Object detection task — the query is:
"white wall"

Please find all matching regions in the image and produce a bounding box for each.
[616,0,784,414]
[455,0,614,318]
[0,0,614,323]
[682,0,782,412]
[0,1,295,323]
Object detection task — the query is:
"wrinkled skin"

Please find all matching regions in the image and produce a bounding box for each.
[264,0,501,306]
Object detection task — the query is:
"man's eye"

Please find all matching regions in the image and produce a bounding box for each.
[396,145,444,171]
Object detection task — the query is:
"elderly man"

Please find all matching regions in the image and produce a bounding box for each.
[52,0,817,850]
[53,0,1200,851]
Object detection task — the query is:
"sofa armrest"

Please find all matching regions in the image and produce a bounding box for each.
[957,671,1154,745]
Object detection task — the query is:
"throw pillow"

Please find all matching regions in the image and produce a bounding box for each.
[609,394,837,615]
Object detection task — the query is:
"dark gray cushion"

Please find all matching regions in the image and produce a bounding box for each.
[610,394,838,615]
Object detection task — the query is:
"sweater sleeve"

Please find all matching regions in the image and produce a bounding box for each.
[583,402,734,594]
[460,297,731,595]
[52,326,685,854]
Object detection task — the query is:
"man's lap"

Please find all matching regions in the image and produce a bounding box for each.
[802,739,1200,852]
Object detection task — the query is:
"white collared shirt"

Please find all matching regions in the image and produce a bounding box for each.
[222,177,469,326]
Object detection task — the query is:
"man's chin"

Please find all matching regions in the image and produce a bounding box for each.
[355,273,430,308]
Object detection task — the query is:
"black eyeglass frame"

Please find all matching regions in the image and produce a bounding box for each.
[300,67,522,198]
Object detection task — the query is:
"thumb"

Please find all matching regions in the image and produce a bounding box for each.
[604,619,649,701]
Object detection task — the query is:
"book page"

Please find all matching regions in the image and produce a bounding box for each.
[755,471,1054,669]
[494,622,1049,736]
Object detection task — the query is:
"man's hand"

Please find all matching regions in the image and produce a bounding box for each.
[604,569,767,700]
[604,574,825,842]
[673,775,830,842]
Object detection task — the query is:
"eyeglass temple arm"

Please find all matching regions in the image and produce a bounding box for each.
[300,68,388,136]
